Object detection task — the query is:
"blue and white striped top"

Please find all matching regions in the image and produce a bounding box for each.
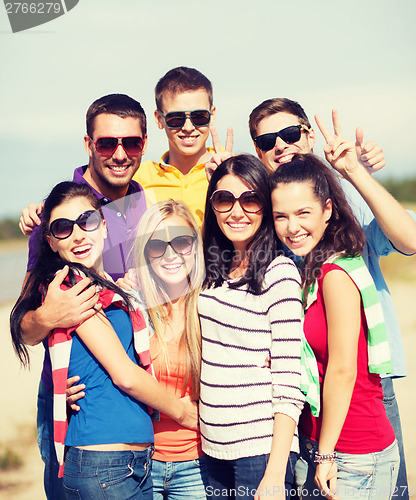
[198,255,305,460]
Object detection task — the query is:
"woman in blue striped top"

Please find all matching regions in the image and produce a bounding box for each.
[198,154,305,499]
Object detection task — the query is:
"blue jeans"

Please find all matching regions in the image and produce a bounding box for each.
[205,453,296,499]
[152,456,208,499]
[286,452,300,499]
[37,380,65,499]
[382,377,409,500]
[295,435,399,500]
[205,454,270,499]
[63,446,153,499]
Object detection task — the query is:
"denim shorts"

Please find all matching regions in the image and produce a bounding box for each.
[63,446,154,499]
[152,456,208,499]
[295,435,400,500]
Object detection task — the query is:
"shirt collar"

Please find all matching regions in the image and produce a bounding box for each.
[72,165,144,206]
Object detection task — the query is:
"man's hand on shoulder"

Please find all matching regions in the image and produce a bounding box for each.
[19,202,44,236]
[22,266,101,345]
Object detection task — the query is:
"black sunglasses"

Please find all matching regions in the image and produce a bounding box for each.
[210,190,263,214]
[49,210,102,240]
[146,235,196,259]
[159,109,212,129]
[92,136,145,156]
[253,124,310,152]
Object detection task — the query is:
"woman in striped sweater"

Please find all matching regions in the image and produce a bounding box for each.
[199,154,305,499]
[270,153,399,500]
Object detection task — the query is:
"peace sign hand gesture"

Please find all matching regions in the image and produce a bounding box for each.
[315,109,360,180]
[205,125,233,182]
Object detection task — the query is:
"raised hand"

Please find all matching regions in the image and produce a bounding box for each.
[205,125,233,182]
[19,202,44,236]
[355,127,385,173]
[315,110,360,179]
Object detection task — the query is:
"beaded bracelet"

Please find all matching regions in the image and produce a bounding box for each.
[314,451,337,464]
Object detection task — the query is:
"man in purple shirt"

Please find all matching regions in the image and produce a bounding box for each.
[20,93,148,499]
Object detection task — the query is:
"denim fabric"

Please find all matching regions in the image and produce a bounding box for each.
[62,446,153,499]
[152,456,208,499]
[205,454,270,499]
[205,453,299,499]
[295,435,399,500]
[37,380,64,499]
[382,377,409,500]
[286,452,300,499]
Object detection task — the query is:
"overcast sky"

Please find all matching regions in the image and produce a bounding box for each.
[1,0,415,219]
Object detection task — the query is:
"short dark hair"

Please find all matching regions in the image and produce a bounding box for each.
[202,154,279,294]
[269,153,365,299]
[249,98,311,140]
[155,66,213,111]
[86,93,147,138]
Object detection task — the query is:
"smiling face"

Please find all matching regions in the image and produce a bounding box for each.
[147,214,197,299]
[271,181,332,257]
[84,113,147,200]
[255,112,316,172]
[213,174,263,253]
[155,89,215,167]
[47,196,107,271]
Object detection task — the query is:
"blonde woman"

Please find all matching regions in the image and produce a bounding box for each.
[133,200,207,500]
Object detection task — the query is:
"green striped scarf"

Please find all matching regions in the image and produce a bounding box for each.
[306,253,393,375]
[300,332,320,416]
[299,253,393,417]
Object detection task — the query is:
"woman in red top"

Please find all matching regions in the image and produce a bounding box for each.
[270,152,399,500]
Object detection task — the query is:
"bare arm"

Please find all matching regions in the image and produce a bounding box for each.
[316,110,416,255]
[314,269,361,500]
[75,310,198,430]
[255,414,296,499]
[339,167,416,255]
[21,266,100,346]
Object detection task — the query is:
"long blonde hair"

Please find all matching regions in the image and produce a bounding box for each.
[133,200,204,399]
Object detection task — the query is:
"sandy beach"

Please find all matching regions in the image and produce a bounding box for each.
[0,276,415,499]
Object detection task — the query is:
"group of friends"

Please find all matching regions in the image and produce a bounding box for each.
[10,66,416,500]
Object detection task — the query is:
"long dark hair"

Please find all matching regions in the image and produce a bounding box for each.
[202,154,279,294]
[269,154,365,297]
[10,181,133,367]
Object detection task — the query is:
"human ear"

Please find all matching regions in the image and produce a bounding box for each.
[102,220,108,239]
[154,110,165,130]
[308,128,317,150]
[84,134,93,158]
[209,106,216,127]
[324,198,333,222]
[46,234,58,253]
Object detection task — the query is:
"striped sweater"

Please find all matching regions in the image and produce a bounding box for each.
[198,256,305,460]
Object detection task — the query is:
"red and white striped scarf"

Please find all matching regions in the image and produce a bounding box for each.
[47,271,153,478]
